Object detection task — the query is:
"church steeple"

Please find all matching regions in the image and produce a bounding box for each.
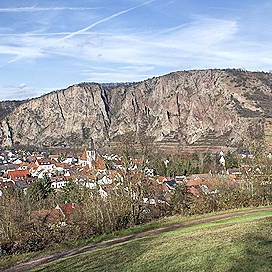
[89,137,94,150]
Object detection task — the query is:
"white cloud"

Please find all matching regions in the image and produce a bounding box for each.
[71,17,239,68]
[85,71,155,83]
[0,0,155,67]
[1,1,272,101]
[2,13,270,74]
[18,83,26,89]
[120,66,155,72]
[0,85,58,101]
[0,15,245,74]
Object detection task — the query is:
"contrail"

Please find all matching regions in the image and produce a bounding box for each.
[0,56,24,68]
[58,0,155,42]
[0,0,155,67]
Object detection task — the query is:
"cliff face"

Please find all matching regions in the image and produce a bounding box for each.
[1,69,272,149]
[0,100,24,121]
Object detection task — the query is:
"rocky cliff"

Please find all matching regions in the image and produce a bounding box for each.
[0,100,24,121]
[1,69,272,150]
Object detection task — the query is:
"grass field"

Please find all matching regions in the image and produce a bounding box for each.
[25,210,272,272]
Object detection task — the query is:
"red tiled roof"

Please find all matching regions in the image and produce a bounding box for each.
[227,174,237,183]
[83,164,90,170]
[31,208,64,225]
[157,177,171,183]
[20,162,30,168]
[7,169,30,180]
[108,171,118,179]
[30,162,38,170]
[59,203,78,221]
[94,154,106,170]
[132,159,143,164]
[31,203,78,224]
[187,178,202,187]
[89,174,95,180]
[149,179,172,201]
[80,149,87,161]
[189,187,200,196]
[187,177,221,191]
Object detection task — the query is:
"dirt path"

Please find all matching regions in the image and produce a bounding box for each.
[2,207,272,272]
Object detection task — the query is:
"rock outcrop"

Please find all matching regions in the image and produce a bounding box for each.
[1,69,272,150]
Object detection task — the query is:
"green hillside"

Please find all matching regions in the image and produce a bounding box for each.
[26,210,272,272]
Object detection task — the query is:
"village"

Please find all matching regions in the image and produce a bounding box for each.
[1,0,272,269]
[1,132,272,222]
[1,137,272,257]
[0,141,252,213]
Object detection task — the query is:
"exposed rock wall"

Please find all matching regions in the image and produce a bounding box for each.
[0,100,24,121]
[0,69,271,149]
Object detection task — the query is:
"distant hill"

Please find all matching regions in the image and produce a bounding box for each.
[1,69,272,151]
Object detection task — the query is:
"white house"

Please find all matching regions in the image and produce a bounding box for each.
[32,158,57,178]
[51,178,69,189]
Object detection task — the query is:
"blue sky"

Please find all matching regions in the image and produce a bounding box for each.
[1,0,272,101]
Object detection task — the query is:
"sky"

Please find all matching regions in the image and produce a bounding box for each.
[1,0,272,101]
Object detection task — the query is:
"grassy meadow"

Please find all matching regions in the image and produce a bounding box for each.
[25,210,272,272]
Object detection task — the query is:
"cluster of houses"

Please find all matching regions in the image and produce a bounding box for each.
[1,146,252,226]
[0,148,104,195]
[0,146,243,200]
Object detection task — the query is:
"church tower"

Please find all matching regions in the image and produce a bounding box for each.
[80,137,96,168]
[89,137,94,150]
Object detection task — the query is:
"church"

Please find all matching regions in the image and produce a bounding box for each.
[79,138,106,170]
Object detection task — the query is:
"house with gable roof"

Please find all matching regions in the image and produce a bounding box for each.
[32,158,57,178]
[7,169,30,181]
[2,169,33,192]
[31,203,78,227]
[35,158,56,170]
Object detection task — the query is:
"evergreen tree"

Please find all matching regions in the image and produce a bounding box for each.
[225,150,233,169]
[175,158,184,176]
[59,180,82,203]
[28,173,53,202]
[203,152,212,164]
[185,159,191,175]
